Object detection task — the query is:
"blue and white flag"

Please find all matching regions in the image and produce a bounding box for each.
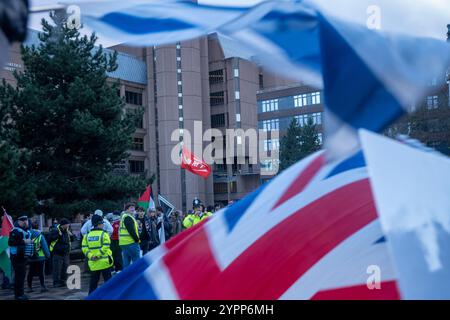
[65,0,450,159]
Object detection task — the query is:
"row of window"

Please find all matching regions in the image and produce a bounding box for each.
[296,112,322,126]
[211,113,227,128]
[294,91,321,108]
[209,69,224,85]
[129,160,145,174]
[210,91,225,106]
[214,182,237,194]
[261,112,323,131]
[262,99,279,112]
[125,90,143,106]
[262,134,322,152]
[426,95,439,110]
[262,119,279,131]
[263,139,280,151]
[260,91,322,113]
[261,159,280,172]
[132,137,144,151]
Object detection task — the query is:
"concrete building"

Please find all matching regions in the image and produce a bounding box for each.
[257,83,324,183]
[2,23,326,210]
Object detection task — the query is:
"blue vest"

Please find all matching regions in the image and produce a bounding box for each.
[10,227,34,257]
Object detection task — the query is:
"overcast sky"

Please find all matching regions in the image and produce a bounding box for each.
[29,0,450,47]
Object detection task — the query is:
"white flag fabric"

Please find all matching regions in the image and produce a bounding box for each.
[360,129,450,299]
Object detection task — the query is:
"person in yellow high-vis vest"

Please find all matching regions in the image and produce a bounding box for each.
[27,221,50,293]
[119,203,140,268]
[182,210,200,229]
[82,215,113,294]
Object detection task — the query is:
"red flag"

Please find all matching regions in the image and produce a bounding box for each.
[1,208,14,237]
[181,147,211,179]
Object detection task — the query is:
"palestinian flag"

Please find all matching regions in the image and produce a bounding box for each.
[0,209,14,280]
[138,185,156,211]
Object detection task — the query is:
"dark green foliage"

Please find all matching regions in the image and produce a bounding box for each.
[279,117,321,172]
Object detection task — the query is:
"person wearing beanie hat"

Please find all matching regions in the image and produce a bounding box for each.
[91,214,103,228]
[82,214,113,294]
[109,211,123,273]
[80,209,113,237]
[94,209,103,217]
[48,218,72,287]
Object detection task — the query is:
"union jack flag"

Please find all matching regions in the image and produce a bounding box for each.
[88,150,399,300]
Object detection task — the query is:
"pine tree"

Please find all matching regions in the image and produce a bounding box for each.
[0,83,37,213]
[279,117,321,172]
[0,13,147,217]
[299,117,321,157]
[279,118,302,171]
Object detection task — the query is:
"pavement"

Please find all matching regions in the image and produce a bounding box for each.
[0,260,113,300]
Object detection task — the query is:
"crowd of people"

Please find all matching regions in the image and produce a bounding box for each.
[1,198,222,300]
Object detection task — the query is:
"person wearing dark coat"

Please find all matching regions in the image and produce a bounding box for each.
[147,209,161,251]
[8,215,34,300]
[48,218,72,287]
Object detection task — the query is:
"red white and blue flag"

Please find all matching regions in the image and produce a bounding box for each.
[89,149,399,300]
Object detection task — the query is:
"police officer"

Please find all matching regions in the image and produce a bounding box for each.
[8,215,34,300]
[182,210,198,229]
[82,215,114,294]
[199,206,213,222]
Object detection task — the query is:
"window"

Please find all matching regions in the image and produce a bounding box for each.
[235,91,240,100]
[209,69,224,85]
[132,138,144,151]
[211,113,226,128]
[210,91,225,106]
[294,91,321,107]
[214,183,234,194]
[296,112,322,127]
[215,181,238,193]
[426,95,439,109]
[262,119,279,131]
[3,62,22,72]
[261,159,280,172]
[125,91,143,106]
[318,133,323,145]
[129,160,145,173]
[261,99,279,112]
[234,68,239,77]
[259,73,264,90]
[263,139,280,151]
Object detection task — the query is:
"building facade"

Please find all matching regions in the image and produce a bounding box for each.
[5,24,448,211]
[257,83,324,183]
[1,29,279,210]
